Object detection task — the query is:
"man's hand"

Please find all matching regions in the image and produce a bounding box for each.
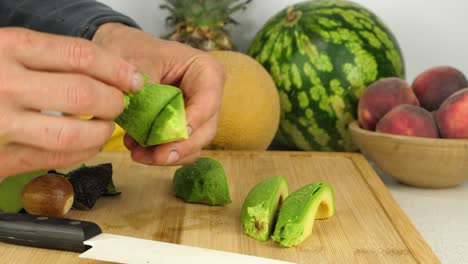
[0,27,143,177]
[93,23,225,166]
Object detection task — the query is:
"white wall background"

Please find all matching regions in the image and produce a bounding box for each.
[98,0,468,83]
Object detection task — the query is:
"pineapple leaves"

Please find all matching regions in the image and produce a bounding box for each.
[227,0,252,15]
[160,0,252,27]
[159,0,252,51]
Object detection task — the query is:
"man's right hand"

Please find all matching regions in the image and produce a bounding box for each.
[0,27,142,178]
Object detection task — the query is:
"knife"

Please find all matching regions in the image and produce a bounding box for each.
[0,213,294,264]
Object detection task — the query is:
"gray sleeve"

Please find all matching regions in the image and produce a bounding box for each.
[0,0,141,40]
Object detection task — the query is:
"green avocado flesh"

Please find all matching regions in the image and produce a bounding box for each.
[173,157,231,206]
[240,176,289,242]
[0,170,47,213]
[115,76,188,147]
[272,182,335,247]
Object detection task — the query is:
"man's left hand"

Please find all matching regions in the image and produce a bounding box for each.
[92,23,225,166]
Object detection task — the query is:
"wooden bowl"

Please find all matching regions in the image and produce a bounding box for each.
[349,121,468,188]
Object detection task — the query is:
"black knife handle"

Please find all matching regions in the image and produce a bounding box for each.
[0,213,102,252]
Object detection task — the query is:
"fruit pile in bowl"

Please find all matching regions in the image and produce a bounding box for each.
[349,66,468,188]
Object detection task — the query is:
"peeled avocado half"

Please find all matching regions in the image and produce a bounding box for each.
[272,182,335,247]
[240,176,288,241]
[115,74,188,147]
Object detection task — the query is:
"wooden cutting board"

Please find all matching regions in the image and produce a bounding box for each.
[0,151,440,264]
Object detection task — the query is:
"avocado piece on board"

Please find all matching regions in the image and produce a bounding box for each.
[0,170,47,213]
[272,182,335,247]
[240,176,288,242]
[173,157,231,206]
[115,74,188,147]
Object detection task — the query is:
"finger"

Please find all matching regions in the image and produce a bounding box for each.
[169,150,201,166]
[7,111,114,152]
[160,114,218,164]
[11,71,124,119]
[129,147,201,166]
[179,55,225,132]
[0,144,100,178]
[131,114,218,166]
[129,145,156,165]
[10,28,143,93]
[128,146,201,166]
[123,133,138,151]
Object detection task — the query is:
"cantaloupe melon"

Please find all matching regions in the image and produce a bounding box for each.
[208,51,280,150]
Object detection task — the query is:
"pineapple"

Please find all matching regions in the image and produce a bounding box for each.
[160,0,251,51]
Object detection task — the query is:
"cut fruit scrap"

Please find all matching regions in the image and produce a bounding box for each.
[173,157,232,206]
[240,176,288,242]
[66,163,114,210]
[0,170,47,213]
[115,73,188,147]
[272,182,335,247]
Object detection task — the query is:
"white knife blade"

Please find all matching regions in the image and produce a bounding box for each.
[81,233,294,264]
[0,213,295,264]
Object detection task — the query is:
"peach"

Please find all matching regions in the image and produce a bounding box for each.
[435,88,468,139]
[376,104,439,138]
[358,77,420,131]
[412,66,467,111]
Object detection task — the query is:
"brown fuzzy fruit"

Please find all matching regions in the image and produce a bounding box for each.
[376,104,439,138]
[358,77,420,131]
[412,66,467,111]
[21,173,74,217]
[435,88,468,139]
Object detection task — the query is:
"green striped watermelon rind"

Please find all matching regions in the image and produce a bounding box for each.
[248,0,405,152]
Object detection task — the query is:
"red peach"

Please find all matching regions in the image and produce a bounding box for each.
[435,88,468,139]
[358,77,420,131]
[412,66,467,111]
[376,104,439,138]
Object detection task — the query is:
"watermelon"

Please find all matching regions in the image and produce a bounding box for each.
[248,0,405,151]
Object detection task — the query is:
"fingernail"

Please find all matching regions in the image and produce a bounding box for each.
[187,125,193,136]
[130,71,144,92]
[165,150,180,165]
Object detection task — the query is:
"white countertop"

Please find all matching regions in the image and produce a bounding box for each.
[371,164,468,264]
